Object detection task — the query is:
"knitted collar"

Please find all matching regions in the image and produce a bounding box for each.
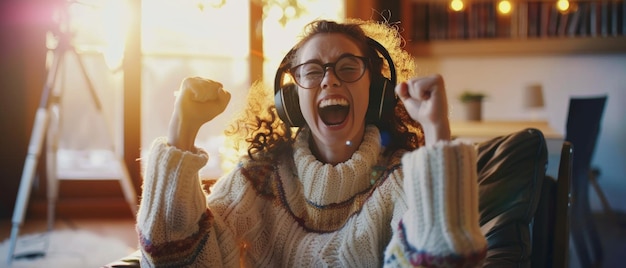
[293,125,381,206]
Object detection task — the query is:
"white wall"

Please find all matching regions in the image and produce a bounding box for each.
[416,53,626,212]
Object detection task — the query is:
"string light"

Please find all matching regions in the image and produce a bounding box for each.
[556,0,570,12]
[450,0,464,12]
[498,0,512,15]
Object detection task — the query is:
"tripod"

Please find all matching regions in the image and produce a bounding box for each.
[6,24,138,266]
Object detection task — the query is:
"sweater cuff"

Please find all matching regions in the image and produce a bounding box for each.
[139,137,210,235]
[401,140,486,257]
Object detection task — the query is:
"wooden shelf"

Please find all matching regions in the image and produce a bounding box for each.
[409,36,626,57]
[399,0,626,57]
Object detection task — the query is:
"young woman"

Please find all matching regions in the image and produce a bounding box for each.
[137,19,487,267]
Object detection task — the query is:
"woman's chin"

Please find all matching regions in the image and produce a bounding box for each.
[313,116,366,147]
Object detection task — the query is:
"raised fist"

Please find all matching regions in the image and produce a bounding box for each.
[173,76,231,128]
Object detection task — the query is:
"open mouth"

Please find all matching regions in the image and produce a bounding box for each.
[318,98,350,126]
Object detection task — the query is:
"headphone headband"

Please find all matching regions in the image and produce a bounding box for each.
[366,38,397,86]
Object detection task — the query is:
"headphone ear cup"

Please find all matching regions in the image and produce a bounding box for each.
[274,83,306,127]
[365,37,397,125]
[366,75,397,123]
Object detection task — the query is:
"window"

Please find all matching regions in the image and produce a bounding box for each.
[56,0,344,180]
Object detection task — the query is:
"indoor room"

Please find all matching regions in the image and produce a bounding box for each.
[1,0,624,267]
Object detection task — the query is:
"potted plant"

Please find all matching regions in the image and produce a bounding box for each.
[459,90,486,121]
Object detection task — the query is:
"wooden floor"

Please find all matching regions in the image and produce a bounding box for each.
[0,216,138,252]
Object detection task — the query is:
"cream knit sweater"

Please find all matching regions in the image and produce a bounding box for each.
[137,126,487,267]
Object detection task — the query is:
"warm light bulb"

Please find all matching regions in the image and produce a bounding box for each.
[498,1,512,15]
[450,0,464,12]
[557,0,570,12]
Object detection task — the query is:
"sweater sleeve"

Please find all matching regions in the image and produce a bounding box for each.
[136,137,251,267]
[384,140,487,267]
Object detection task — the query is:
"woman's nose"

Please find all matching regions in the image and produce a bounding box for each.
[320,67,341,89]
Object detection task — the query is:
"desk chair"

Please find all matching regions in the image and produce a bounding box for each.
[565,96,607,268]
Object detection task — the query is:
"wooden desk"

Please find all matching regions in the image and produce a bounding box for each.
[450,120,563,142]
[451,120,564,177]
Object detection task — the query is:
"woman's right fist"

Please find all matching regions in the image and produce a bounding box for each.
[173,76,231,129]
[168,77,231,150]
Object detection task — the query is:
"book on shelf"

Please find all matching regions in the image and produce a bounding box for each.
[589,1,599,36]
[622,2,626,35]
[540,1,551,37]
[601,0,610,36]
[567,2,583,36]
[468,2,479,39]
[611,1,623,36]
[486,2,497,37]
[578,2,590,36]
[411,2,428,41]
[518,1,529,38]
[496,8,512,38]
[427,3,448,40]
[527,1,540,37]
[557,8,570,36]
[548,2,560,36]
[510,1,520,37]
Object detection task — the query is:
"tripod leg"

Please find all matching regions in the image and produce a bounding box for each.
[7,29,64,265]
[46,103,61,232]
[7,109,49,266]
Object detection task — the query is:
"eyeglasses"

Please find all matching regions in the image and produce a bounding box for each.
[289,54,368,89]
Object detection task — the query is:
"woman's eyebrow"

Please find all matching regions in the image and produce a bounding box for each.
[298,53,360,65]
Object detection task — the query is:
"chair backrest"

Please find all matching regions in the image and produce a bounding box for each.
[565,96,607,175]
[564,96,607,267]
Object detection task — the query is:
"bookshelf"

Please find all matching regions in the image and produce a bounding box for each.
[400,0,626,57]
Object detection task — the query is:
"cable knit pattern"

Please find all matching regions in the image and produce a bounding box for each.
[136,128,487,267]
[384,140,487,267]
[293,126,385,231]
[294,125,381,206]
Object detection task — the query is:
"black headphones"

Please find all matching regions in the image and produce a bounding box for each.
[273,37,397,127]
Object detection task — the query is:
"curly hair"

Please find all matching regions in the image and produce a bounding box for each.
[224,19,424,162]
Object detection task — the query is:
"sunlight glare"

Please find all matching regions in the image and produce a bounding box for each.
[262,0,344,85]
[142,0,249,58]
[102,0,130,70]
[60,0,130,71]
[267,5,284,22]
[284,6,296,19]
